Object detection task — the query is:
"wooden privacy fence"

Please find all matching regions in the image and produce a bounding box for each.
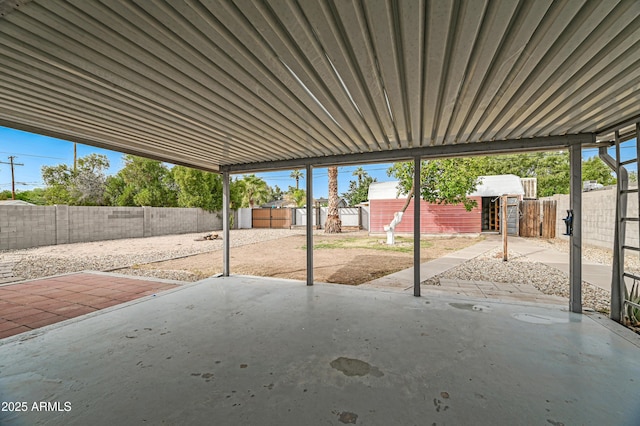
[519,200,556,238]
[251,207,365,229]
[541,200,556,238]
[251,208,291,229]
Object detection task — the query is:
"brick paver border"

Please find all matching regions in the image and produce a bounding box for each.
[0,273,178,339]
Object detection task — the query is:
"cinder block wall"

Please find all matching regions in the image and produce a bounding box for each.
[544,186,638,250]
[198,209,223,232]
[69,206,144,243]
[0,205,224,250]
[148,207,196,236]
[0,205,57,250]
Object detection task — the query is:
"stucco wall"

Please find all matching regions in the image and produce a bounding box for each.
[294,207,367,230]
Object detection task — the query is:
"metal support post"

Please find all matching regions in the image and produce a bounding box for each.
[600,145,626,321]
[636,123,640,260]
[222,171,230,277]
[306,164,313,286]
[569,143,582,313]
[414,156,421,297]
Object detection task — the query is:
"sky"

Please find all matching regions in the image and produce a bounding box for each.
[0,127,125,193]
[0,126,393,198]
[0,126,635,199]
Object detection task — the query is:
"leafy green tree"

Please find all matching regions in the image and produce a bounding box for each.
[582,156,616,186]
[529,152,570,197]
[229,177,246,209]
[473,152,568,197]
[267,184,284,202]
[342,169,376,206]
[239,174,269,208]
[26,188,48,205]
[71,154,110,205]
[41,163,73,204]
[284,186,306,207]
[0,189,46,203]
[388,158,479,213]
[173,166,222,211]
[8,188,47,205]
[106,155,177,207]
[41,153,109,205]
[104,174,127,206]
[473,152,616,197]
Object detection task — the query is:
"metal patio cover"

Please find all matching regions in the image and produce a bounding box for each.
[0,0,639,172]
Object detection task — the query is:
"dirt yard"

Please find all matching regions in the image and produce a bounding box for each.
[133,233,482,285]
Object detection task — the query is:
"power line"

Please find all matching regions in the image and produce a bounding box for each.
[0,182,41,186]
[0,151,65,160]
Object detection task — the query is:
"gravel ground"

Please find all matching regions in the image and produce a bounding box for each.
[2,229,304,281]
[423,245,611,313]
[0,232,620,313]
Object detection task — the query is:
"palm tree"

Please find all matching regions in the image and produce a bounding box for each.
[284,188,306,207]
[241,174,270,208]
[290,169,303,190]
[324,166,341,233]
[352,166,366,186]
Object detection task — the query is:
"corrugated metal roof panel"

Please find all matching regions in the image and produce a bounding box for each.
[368,181,403,200]
[0,0,638,171]
[369,174,525,200]
[470,175,525,197]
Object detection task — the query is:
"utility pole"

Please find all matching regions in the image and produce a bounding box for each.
[73,142,77,173]
[0,156,25,200]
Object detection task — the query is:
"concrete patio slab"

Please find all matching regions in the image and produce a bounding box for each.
[0,276,638,425]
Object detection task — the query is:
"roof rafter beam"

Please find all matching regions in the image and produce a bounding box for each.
[0,118,220,173]
[595,114,640,137]
[222,133,595,173]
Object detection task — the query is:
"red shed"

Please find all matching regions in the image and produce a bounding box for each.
[368,175,525,235]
